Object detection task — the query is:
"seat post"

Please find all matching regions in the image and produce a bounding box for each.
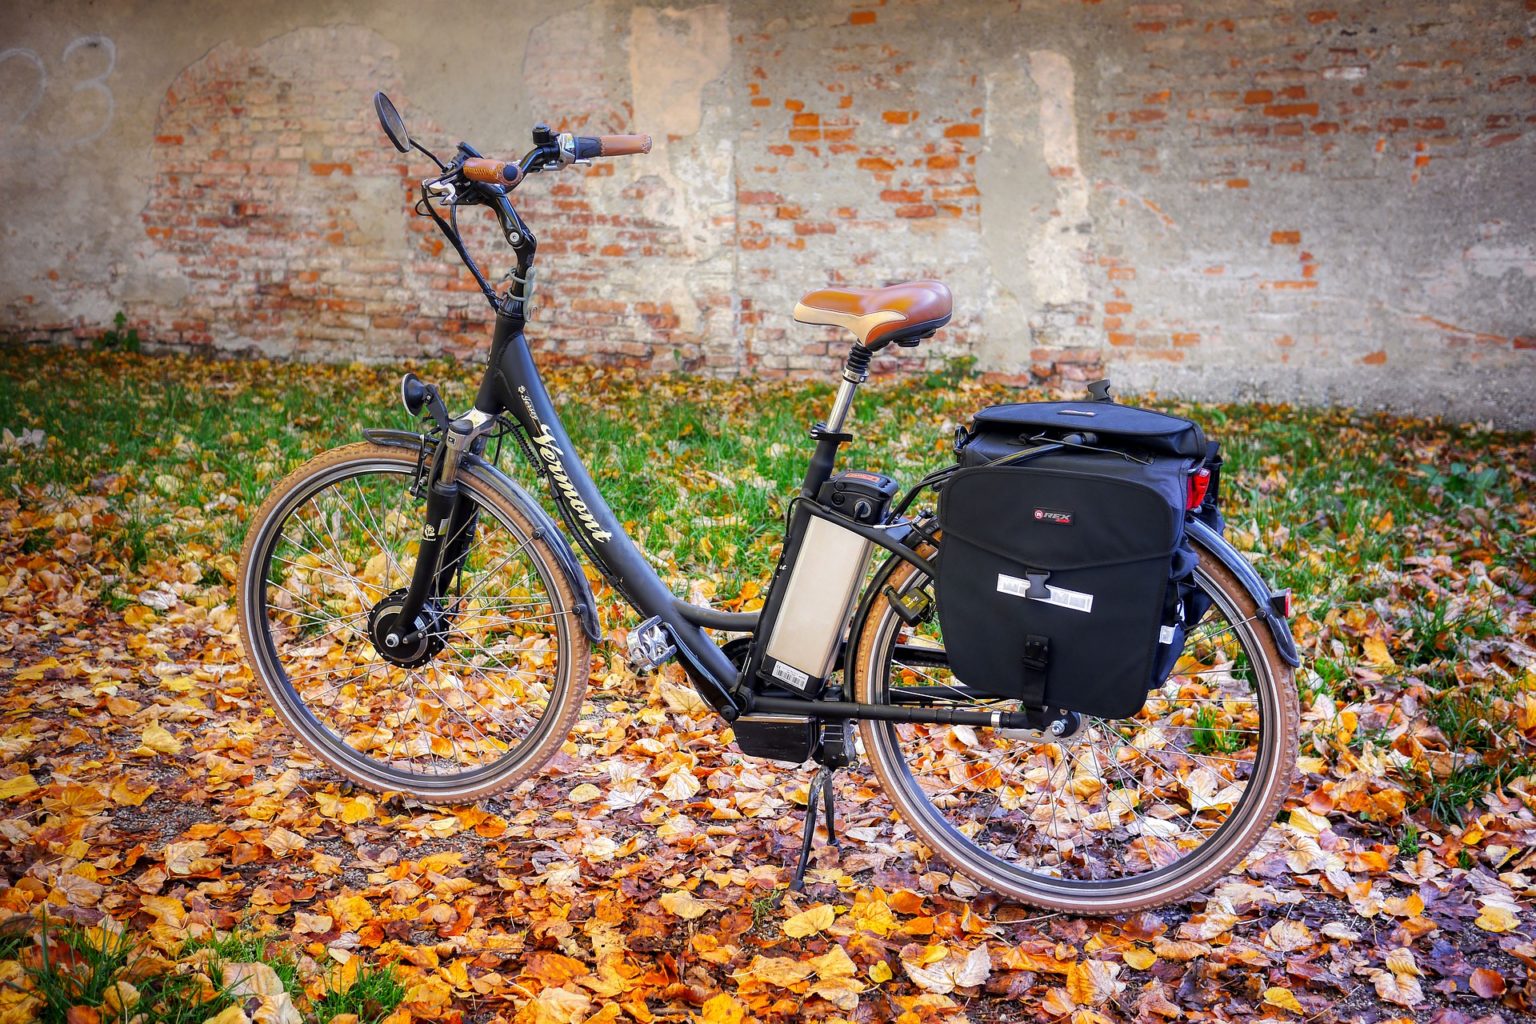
[824,344,873,434]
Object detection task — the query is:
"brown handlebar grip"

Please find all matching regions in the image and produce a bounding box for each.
[461,158,523,186]
[596,134,652,157]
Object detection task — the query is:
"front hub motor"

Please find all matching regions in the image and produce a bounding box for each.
[368,588,447,668]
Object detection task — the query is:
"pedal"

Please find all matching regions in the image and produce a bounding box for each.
[625,615,677,674]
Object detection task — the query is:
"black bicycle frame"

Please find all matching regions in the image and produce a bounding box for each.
[382,156,1059,732]
[482,311,747,712]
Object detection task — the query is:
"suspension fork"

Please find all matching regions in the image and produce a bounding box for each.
[387,409,499,646]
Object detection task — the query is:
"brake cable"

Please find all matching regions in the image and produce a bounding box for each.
[418,184,500,309]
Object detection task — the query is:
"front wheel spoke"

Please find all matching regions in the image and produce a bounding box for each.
[249,458,582,790]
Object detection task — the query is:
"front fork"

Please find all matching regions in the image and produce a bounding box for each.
[384,408,498,648]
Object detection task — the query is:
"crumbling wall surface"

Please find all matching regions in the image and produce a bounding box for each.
[1,1,1531,422]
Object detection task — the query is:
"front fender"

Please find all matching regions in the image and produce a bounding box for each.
[1186,517,1300,667]
[362,428,602,641]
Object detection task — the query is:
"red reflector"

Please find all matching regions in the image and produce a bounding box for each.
[1271,590,1293,618]
[1186,467,1211,509]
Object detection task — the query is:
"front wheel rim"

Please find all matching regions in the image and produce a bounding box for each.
[243,456,574,792]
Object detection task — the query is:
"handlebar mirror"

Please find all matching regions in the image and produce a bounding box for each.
[374,92,411,153]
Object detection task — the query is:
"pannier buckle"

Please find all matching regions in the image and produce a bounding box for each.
[1024,571,1051,600]
[1022,636,1050,671]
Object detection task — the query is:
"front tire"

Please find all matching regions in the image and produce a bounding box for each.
[236,442,590,804]
[852,538,1298,914]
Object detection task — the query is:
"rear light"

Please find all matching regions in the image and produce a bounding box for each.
[1186,467,1211,510]
[1270,590,1293,618]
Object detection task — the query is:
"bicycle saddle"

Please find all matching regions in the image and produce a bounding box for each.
[793,280,952,350]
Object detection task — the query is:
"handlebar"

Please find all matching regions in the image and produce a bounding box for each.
[399,113,653,316]
[573,134,652,159]
[459,131,652,190]
[461,158,523,187]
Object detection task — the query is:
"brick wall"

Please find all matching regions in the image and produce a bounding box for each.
[2,1,1532,422]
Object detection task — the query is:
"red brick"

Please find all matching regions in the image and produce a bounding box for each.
[849,10,876,25]
[943,123,981,138]
[1271,230,1302,244]
[1263,103,1320,118]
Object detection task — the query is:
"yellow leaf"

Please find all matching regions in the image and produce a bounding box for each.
[782,903,836,938]
[869,961,893,984]
[916,943,948,966]
[1287,807,1331,835]
[698,993,746,1024]
[1065,960,1122,1006]
[1263,987,1304,1014]
[570,783,603,803]
[810,944,857,979]
[340,797,375,824]
[201,1005,250,1024]
[1385,948,1421,977]
[328,894,373,931]
[739,956,814,987]
[14,657,60,681]
[1265,920,1313,953]
[1476,903,1519,933]
[1371,509,1394,533]
[1122,947,1157,970]
[262,826,307,857]
[1363,636,1395,668]
[109,777,156,806]
[659,890,714,920]
[1371,968,1423,1008]
[138,722,182,755]
[0,775,38,800]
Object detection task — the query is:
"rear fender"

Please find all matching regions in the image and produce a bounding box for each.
[362,428,602,641]
[1186,517,1300,667]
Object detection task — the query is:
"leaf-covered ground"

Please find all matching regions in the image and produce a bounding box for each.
[1,348,1533,1023]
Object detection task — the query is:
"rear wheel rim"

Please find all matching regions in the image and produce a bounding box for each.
[860,560,1283,903]
[244,456,575,792]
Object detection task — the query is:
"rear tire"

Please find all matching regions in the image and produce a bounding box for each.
[237,442,590,804]
[852,538,1298,914]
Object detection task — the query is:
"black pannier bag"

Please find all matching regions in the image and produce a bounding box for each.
[939,395,1222,718]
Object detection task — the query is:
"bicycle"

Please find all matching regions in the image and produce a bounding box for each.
[236,93,1301,914]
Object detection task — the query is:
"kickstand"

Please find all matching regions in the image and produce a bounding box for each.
[790,766,841,891]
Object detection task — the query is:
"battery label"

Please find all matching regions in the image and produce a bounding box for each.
[771,660,811,690]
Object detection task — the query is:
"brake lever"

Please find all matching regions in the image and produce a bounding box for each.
[424,175,457,202]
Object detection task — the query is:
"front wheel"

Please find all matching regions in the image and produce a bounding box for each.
[236,442,590,803]
[852,539,1298,914]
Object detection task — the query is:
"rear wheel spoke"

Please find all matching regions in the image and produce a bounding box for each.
[855,553,1294,909]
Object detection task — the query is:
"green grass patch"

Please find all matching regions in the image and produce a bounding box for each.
[310,962,406,1024]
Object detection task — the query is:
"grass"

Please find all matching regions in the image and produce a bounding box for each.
[0,916,404,1024]
[310,962,407,1024]
[1188,705,1245,756]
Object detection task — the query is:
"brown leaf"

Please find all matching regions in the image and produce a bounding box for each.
[1469,967,1507,998]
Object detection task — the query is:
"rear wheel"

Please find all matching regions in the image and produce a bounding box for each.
[237,442,590,803]
[852,539,1298,913]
